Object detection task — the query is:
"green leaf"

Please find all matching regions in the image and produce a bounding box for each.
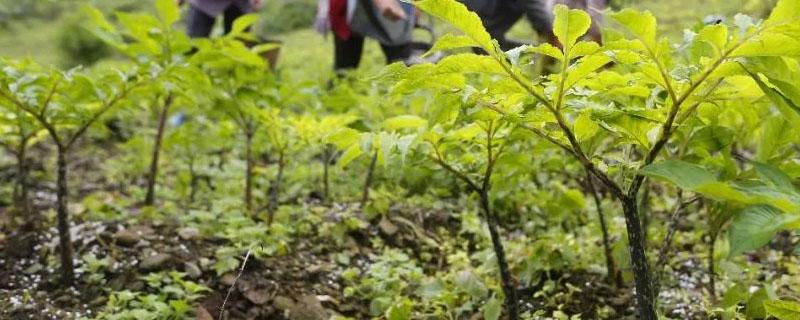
[764,299,800,320]
[639,160,716,190]
[745,68,800,128]
[229,13,260,37]
[574,111,599,142]
[338,144,363,168]
[155,0,180,26]
[753,162,797,193]
[482,297,502,320]
[427,33,476,54]
[383,115,428,130]
[553,4,592,51]
[611,9,658,49]
[415,0,494,52]
[386,298,413,320]
[765,0,800,26]
[728,205,794,257]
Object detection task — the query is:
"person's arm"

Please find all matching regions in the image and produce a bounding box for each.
[250,0,264,10]
[372,0,406,21]
[314,0,330,35]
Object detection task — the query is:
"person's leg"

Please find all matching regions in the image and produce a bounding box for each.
[379,42,411,64]
[522,0,558,45]
[334,34,365,71]
[482,0,525,50]
[223,4,247,35]
[186,5,216,38]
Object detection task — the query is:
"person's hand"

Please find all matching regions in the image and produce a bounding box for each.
[373,0,406,21]
[250,0,264,10]
[314,0,330,36]
[176,0,185,5]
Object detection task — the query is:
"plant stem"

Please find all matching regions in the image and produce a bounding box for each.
[323,144,333,202]
[244,130,254,214]
[268,150,285,225]
[56,144,75,286]
[621,196,656,320]
[586,172,621,287]
[14,137,31,220]
[708,226,718,303]
[479,192,518,320]
[360,150,378,209]
[144,94,173,206]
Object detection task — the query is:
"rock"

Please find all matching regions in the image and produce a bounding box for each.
[273,296,295,311]
[184,262,202,279]
[378,216,398,237]
[196,306,214,320]
[220,273,237,287]
[178,227,201,241]
[289,295,330,320]
[113,230,140,247]
[138,253,173,272]
[244,289,270,305]
[199,257,212,270]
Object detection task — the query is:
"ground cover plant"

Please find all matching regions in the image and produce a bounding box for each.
[0,0,799,319]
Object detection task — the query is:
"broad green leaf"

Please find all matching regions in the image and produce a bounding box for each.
[753,162,797,193]
[383,115,428,130]
[746,69,800,128]
[639,160,716,190]
[728,205,797,257]
[564,55,613,90]
[765,299,800,320]
[427,34,476,54]
[415,0,494,52]
[230,13,260,37]
[696,24,728,55]
[482,297,502,320]
[553,5,592,51]
[611,9,658,49]
[574,111,599,142]
[155,0,180,26]
[338,144,363,168]
[765,0,800,26]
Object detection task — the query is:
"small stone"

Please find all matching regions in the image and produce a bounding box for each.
[184,262,202,279]
[113,230,140,247]
[244,289,270,305]
[138,253,173,272]
[378,216,398,237]
[178,227,201,241]
[289,295,329,320]
[273,296,295,311]
[220,273,237,287]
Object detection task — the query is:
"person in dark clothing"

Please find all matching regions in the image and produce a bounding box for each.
[315,0,414,72]
[177,0,264,38]
[463,0,605,50]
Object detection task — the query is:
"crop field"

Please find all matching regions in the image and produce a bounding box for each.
[0,0,798,319]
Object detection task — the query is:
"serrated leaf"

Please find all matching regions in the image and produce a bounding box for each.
[415,0,494,52]
[155,0,180,26]
[383,115,428,130]
[553,5,592,51]
[729,205,797,257]
[765,299,800,320]
[611,9,657,49]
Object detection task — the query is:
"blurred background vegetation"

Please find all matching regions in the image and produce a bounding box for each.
[0,0,780,69]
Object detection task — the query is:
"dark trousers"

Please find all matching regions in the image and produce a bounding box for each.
[462,0,554,50]
[186,4,247,38]
[334,34,410,71]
